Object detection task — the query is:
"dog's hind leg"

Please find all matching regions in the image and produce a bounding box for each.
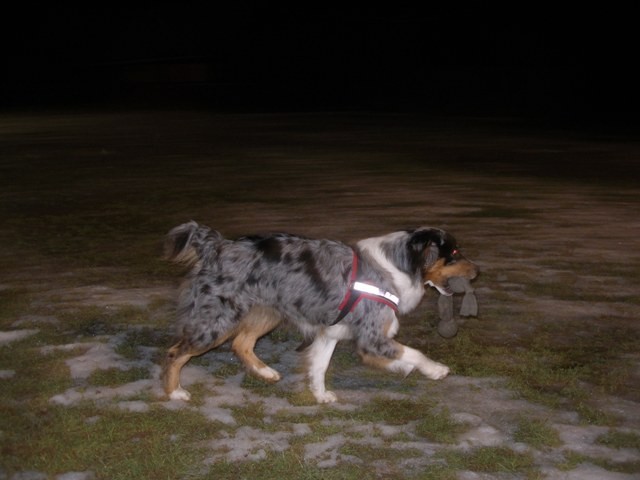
[162,330,234,401]
[162,339,195,401]
[232,306,283,382]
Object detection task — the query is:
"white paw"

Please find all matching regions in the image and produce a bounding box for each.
[254,365,281,382]
[169,386,191,401]
[313,390,338,404]
[425,362,450,380]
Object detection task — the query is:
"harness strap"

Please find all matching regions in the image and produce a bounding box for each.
[331,251,399,325]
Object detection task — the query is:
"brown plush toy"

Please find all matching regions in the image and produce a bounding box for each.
[436,277,478,338]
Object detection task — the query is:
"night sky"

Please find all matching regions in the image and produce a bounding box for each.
[4,6,638,120]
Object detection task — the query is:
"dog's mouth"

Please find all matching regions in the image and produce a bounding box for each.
[425,280,453,296]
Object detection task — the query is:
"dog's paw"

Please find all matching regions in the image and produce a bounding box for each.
[169,386,192,401]
[425,362,450,380]
[313,390,338,404]
[253,365,281,382]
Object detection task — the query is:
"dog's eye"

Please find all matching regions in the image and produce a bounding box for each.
[444,248,461,265]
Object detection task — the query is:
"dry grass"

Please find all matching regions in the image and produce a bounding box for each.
[1,111,639,478]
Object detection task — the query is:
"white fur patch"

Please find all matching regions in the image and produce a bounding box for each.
[253,365,281,382]
[357,232,425,313]
[387,316,400,338]
[307,334,340,403]
[385,359,416,376]
[324,323,353,341]
[399,346,450,380]
[169,386,192,401]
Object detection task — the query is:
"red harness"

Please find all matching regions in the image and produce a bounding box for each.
[332,251,399,325]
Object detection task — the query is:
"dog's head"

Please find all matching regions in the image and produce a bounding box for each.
[407,227,479,296]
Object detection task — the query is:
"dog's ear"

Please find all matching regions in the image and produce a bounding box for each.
[408,229,443,269]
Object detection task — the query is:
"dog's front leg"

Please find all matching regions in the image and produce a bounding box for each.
[306,333,339,403]
[397,343,450,380]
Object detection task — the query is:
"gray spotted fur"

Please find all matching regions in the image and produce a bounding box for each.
[165,221,451,360]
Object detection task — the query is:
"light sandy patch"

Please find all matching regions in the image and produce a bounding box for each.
[55,472,96,480]
[0,329,39,345]
[50,379,153,406]
[206,426,303,463]
[12,315,59,327]
[43,342,128,380]
[43,285,172,309]
[116,400,150,413]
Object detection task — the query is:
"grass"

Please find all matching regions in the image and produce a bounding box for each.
[330,396,436,425]
[2,283,637,478]
[513,417,562,448]
[558,452,640,475]
[2,111,640,478]
[114,325,172,360]
[596,430,640,450]
[440,446,537,476]
[0,288,32,329]
[429,322,639,424]
[2,294,637,478]
[211,452,367,480]
[86,367,151,387]
[2,404,222,479]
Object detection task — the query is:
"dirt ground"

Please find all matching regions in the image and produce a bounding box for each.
[1,110,639,478]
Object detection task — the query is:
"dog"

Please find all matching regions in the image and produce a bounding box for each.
[161,221,478,403]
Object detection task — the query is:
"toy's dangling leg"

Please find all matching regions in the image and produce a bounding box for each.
[437,294,458,338]
[435,277,478,338]
[447,277,478,317]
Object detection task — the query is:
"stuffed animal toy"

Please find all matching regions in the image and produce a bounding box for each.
[436,277,478,338]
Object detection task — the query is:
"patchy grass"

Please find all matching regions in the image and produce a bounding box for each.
[430,322,639,424]
[114,326,171,360]
[210,451,366,480]
[415,407,469,444]
[0,288,32,329]
[86,367,151,387]
[0,345,73,402]
[325,396,434,425]
[1,404,222,479]
[596,430,640,450]
[2,111,640,478]
[441,446,537,476]
[558,452,640,475]
[513,417,562,448]
[338,442,423,465]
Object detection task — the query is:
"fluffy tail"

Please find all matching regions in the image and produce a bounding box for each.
[164,221,223,266]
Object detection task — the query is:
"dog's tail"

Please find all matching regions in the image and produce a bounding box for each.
[164,221,223,266]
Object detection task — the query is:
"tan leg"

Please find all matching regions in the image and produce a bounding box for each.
[162,340,192,400]
[231,306,282,382]
[162,331,234,401]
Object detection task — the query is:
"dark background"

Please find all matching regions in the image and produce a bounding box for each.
[3,6,638,122]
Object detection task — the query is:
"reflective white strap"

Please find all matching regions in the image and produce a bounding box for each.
[352,281,400,306]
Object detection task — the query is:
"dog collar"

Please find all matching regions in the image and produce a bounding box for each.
[332,251,399,325]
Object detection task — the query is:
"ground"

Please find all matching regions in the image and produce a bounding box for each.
[0,111,639,479]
